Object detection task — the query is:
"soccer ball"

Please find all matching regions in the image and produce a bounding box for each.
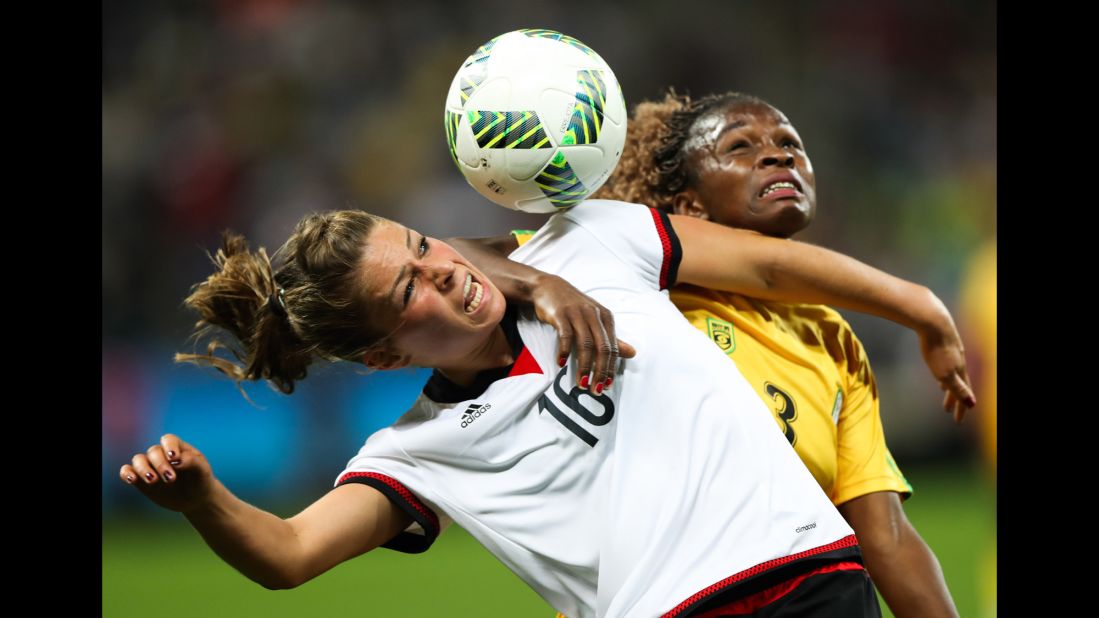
[444,29,627,213]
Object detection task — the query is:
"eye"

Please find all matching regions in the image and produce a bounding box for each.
[781,138,801,149]
[727,140,749,153]
[403,237,430,306]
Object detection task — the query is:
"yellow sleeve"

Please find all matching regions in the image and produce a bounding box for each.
[831,326,913,506]
[511,230,537,247]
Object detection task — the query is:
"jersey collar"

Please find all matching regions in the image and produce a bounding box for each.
[422,305,528,404]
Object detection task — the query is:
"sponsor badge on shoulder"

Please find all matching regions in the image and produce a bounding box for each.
[706,317,736,355]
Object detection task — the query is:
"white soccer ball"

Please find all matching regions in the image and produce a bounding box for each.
[444,29,627,213]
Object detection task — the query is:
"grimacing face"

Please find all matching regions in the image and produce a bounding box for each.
[674,101,817,238]
[357,220,507,370]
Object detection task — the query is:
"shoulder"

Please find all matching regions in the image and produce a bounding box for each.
[560,199,672,239]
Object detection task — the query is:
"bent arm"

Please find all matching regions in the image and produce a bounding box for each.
[838,492,959,618]
[670,215,974,415]
[184,480,411,589]
[123,434,413,589]
[671,215,949,333]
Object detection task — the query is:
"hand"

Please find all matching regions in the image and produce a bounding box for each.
[918,322,976,424]
[530,274,637,392]
[119,434,217,513]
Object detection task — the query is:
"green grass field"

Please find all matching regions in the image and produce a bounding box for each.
[103,461,994,617]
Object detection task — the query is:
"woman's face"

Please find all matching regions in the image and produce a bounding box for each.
[677,101,817,238]
[357,220,507,368]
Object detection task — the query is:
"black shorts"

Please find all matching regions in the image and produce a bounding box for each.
[685,562,882,618]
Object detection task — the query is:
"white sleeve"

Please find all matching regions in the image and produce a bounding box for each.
[515,199,683,291]
[335,428,446,554]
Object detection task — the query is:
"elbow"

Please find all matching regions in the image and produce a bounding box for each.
[256,569,307,591]
[756,252,780,293]
[860,521,905,559]
[260,578,301,591]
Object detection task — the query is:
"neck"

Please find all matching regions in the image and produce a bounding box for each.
[436,324,514,387]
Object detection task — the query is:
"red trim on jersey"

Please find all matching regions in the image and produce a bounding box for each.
[337,471,440,531]
[661,534,860,618]
[507,346,543,377]
[649,207,673,289]
[689,561,865,617]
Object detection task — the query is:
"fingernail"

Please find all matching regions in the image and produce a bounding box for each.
[163,470,174,481]
[965,397,976,407]
[144,472,155,481]
[579,375,590,389]
[170,460,182,467]
[167,450,176,458]
[594,383,604,395]
[125,475,135,483]
[605,377,613,389]
[558,357,567,367]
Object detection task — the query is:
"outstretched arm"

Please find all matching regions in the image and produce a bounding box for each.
[120,434,411,589]
[839,492,959,618]
[448,235,635,392]
[670,214,975,421]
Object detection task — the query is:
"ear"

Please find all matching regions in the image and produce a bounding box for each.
[363,348,412,371]
[672,190,709,220]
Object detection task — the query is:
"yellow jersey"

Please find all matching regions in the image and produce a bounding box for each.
[670,285,910,505]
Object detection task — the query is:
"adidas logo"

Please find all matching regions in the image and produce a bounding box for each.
[460,403,493,429]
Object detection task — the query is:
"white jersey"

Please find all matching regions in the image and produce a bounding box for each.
[337,200,856,618]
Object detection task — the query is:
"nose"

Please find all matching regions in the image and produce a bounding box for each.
[424,260,455,289]
[757,146,795,169]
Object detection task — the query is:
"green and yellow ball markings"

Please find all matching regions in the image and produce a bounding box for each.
[459,70,487,102]
[536,153,589,209]
[444,110,462,167]
[564,70,607,145]
[465,36,500,67]
[457,36,499,102]
[468,110,552,149]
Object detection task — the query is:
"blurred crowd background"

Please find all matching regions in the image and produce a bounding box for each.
[103,0,995,577]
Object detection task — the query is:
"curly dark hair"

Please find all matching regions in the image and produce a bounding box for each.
[594,91,770,211]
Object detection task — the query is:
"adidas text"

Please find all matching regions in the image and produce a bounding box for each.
[461,403,493,428]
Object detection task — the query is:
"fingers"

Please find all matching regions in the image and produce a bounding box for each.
[589,308,616,393]
[147,443,180,483]
[571,313,599,392]
[119,464,138,485]
[942,391,965,424]
[549,300,630,394]
[120,435,189,489]
[555,324,573,370]
[556,305,613,393]
[954,369,977,408]
[531,275,629,392]
[160,434,184,466]
[128,452,161,486]
[616,340,637,359]
[940,374,973,424]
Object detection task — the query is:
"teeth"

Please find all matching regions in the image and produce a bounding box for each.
[465,281,483,312]
[761,181,797,197]
[463,273,471,299]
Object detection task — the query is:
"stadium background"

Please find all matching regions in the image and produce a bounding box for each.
[102,0,997,615]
